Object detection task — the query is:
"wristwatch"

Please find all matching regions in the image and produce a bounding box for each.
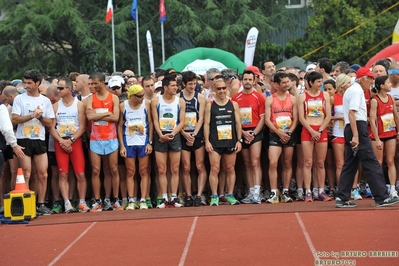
[148,141,153,145]
[70,137,76,143]
[318,129,323,133]
[38,115,44,121]
[238,138,243,143]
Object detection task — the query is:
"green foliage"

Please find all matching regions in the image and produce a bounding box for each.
[286,0,399,65]
[0,0,303,79]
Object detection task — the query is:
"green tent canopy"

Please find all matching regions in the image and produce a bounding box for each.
[160,47,246,74]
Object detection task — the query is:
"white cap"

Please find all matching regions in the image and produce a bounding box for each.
[154,81,163,90]
[108,76,125,88]
[306,63,316,72]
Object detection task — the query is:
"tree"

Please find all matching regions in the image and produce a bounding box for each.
[285,0,399,65]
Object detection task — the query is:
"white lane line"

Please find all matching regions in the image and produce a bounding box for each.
[295,212,319,261]
[48,222,97,266]
[178,216,199,266]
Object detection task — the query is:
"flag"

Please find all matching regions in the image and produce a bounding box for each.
[131,0,137,21]
[105,0,113,23]
[159,0,166,23]
[244,27,259,66]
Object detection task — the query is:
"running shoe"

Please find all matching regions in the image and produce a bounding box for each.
[64,201,75,214]
[0,205,3,214]
[251,194,261,204]
[112,200,123,211]
[51,202,62,214]
[146,198,153,209]
[219,195,228,205]
[184,196,194,207]
[90,201,103,212]
[37,204,52,215]
[266,191,279,204]
[327,188,336,198]
[227,194,239,205]
[390,189,399,199]
[103,198,113,211]
[305,192,313,202]
[335,197,357,208]
[351,189,362,200]
[177,196,185,206]
[375,197,399,207]
[193,195,202,207]
[295,190,305,201]
[312,190,319,200]
[240,193,253,204]
[210,195,219,206]
[122,201,128,210]
[200,194,207,205]
[156,199,168,209]
[126,202,135,210]
[318,191,332,201]
[170,199,182,208]
[156,196,163,207]
[280,191,293,203]
[78,202,90,213]
[289,179,297,195]
[139,201,148,210]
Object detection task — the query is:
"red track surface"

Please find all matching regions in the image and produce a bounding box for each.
[1,206,398,266]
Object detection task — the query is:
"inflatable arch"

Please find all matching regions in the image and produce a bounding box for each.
[160,47,247,74]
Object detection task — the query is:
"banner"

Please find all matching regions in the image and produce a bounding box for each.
[244,27,259,66]
[105,0,113,23]
[146,30,155,73]
[159,0,166,23]
[393,19,399,44]
[131,0,137,21]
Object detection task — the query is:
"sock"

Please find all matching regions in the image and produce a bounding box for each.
[212,194,218,198]
[129,197,135,203]
[254,185,260,196]
[64,199,71,205]
[297,188,303,193]
[271,189,278,195]
[249,187,255,196]
[79,199,85,204]
[122,197,128,203]
[171,194,177,201]
[283,188,289,194]
[390,185,395,194]
[140,198,145,202]
[162,193,168,200]
[313,188,318,193]
[306,189,311,194]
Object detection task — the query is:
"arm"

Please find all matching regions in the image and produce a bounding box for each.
[298,94,319,140]
[145,101,153,155]
[369,98,381,148]
[193,93,205,136]
[172,98,186,136]
[101,94,120,122]
[318,92,332,131]
[117,102,127,157]
[290,95,298,132]
[203,101,213,153]
[150,97,163,137]
[73,101,87,140]
[233,101,242,153]
[0,106,24,158]
[348,109,359,148]
[85,97,111,121]
[391,95,399,142]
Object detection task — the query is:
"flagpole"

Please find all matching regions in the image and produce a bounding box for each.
[111,15,116,73]
[161,22,165,63]
[136,5,141,75]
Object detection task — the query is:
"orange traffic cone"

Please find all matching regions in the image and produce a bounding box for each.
[10,168,31,193]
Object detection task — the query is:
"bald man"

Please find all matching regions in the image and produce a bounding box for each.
[75,74,92,100]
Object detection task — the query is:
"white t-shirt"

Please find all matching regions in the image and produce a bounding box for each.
[343,82,367,124]
[388,87,399,100]
[12,93,55,140]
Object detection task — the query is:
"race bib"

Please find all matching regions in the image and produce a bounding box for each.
[93,108,109,126]
[160,117,176,131]
[24,120,41,138]
[217,125,232,140]
[184,112,197,131]
[275,116,292,132]
[239,107,252,125]
[128,119,145,136]
[381,113,395,132]
[59,120,76,137]
[307,99,323,117]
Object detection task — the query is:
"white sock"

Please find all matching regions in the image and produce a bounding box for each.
[122,197,128,203]
[319,188,324,194]
[129,197,135,203]
[249,187,255,196]
[140,198,145,202]
[297,188,303,193]
[271,189,278,195]
[390,185,396,194]
[283,188,289,194]
[162,193,168,200]
[254,185,260,195]
[79,199,85,204]
[171,194,177,201]
[306,189,311,194]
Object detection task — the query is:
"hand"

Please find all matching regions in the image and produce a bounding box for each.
[205,141,213,154]
[243,131,255,143]
[12,145,25,159]
[350,135,359,148]
[59,139,72,152]
[375,140,383,150]
[235,141,242,153]
[145,144,153,155]
[311,130,320,142]
[279,132,291,144]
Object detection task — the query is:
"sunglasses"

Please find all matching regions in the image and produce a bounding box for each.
[57,86,66,90]
[216,86,227,91]
[111,86,121,90]
[134,94,145,98]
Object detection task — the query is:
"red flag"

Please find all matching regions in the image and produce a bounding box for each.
[159,0,166,23]
[105,0,113,23]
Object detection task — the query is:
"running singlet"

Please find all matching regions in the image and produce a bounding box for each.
[55,98,79,138]
[304,91,325,117]
[180,91,202,136]
[374,95,396,139]
[232,90,265,129]
[123,100,149,146]
[209,100,237,148]
[90,92,117,140]
[332,94,344,138]
[270,93,293,133]
[157,96,180,133]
